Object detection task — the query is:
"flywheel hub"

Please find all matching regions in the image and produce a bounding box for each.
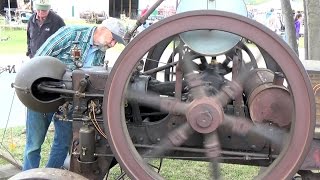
[187,98,223,134]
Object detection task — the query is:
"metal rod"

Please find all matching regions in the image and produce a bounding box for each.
[91,153,271,161]
[134,144,278,158]
[124,0,165,42]
[38,85,104,97]
[143,61,179,75]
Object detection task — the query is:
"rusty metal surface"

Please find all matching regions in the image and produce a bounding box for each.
[69,68,114,180]
[104,10,315,179]
[243,69,293,127]
[248,85,293,127]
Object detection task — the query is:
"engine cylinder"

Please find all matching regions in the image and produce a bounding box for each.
[244,69,293,127]
[79,124,96,162]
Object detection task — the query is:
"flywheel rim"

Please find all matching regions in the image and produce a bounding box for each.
[103,10,315,180]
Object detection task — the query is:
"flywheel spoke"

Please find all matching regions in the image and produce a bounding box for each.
[181,53,208,99]
[223,115,287,149]
[126,90,189,115]
[204,132,221,180]
[143,122,195,158]
[215,70,249,107]
[210,159,221,180]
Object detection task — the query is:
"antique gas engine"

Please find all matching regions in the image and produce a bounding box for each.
[11,0,317,179]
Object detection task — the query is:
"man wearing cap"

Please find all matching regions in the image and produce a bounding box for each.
[26,0,65,58]
[35,17,126,69]
[23,0,66,171]
[23,17,127,171]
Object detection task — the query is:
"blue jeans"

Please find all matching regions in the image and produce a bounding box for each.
[23,108,72,170]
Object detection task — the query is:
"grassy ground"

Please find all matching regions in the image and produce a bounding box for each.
[108,159,259,180]
[244,0,270,5]
[298,36,304,48]
[0,126,54,168]
[0,28,27,55]
[0,17,90,55]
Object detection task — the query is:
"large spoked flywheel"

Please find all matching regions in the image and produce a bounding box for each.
[103,10,315,179]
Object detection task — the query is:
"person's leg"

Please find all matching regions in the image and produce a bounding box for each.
[23,109,51,170]
[46,118,72,168]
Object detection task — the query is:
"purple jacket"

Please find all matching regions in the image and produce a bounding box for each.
[295,20,301,38]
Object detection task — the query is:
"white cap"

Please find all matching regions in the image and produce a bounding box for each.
[34,0,51,10]
[101,18,127,45]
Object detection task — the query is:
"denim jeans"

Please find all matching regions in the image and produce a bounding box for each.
[23,108,72,170]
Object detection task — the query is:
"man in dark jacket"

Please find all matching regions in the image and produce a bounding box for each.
[26,0,65,58]
[23,0,66,170]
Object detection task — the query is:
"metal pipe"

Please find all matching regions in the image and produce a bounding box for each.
[120,0,123,14]
[124,0,165,43]
[129,0,132,18]
[113,0,116,17]
[7,0,11,24]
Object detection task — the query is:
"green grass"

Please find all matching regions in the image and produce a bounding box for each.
[108,159,259,179]
[298,36,304,48]
[0,28,27,55]
[0,18,90,55]
[244,0,270,5]
[0,126,54,168]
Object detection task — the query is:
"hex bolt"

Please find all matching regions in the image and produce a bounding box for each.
[197,111,213,128]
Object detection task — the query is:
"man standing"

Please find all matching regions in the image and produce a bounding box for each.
[23,17,127,170]
[23,0,65,170]
[26,0,65,58]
